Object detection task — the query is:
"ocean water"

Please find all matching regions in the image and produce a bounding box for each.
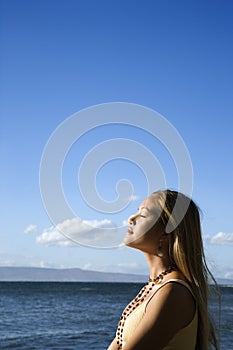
[0,282,232,349]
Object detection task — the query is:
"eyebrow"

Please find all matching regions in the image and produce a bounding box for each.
[138,206,150,212]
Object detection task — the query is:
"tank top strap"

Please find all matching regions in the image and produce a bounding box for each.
[146,278,195,307]
[163,279,195,297]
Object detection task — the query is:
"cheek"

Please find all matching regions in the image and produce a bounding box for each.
[132,220,157,245]
[126,225,157,248]
[140,218,157,236]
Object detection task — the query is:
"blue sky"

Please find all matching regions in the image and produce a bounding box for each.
[1,0,233,279]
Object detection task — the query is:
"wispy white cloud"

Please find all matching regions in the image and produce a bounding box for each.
[204,232,233,246]
[24,224,37,234]
[0,258,16,266]
[83,262,93,270]
[82,261,147,275]
[122,219,128,226]
[128,195,140,201]
[224,270,233,279]
[36,226,74,247]
[208,264,233,281]
[36,217,120,247]
[0,251,60,268]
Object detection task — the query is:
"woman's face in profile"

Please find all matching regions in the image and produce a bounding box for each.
[124,194,162,250]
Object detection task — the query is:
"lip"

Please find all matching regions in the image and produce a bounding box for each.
[127,227,133,234]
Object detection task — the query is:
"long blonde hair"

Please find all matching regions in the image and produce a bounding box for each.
[153,189,219,350]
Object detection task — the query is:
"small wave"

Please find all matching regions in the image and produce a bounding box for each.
[1,327,108,342]
[79,287,93,291]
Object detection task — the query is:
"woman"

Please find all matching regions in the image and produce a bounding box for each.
[107,189,219,350]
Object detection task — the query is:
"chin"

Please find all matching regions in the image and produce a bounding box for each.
[123,236,132,247]
[124,234,135,247]
[124,234,142,248]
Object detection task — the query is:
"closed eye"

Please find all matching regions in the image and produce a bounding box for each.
[140,215,146,218]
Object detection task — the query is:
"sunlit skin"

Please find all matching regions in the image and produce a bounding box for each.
[124,194,173,279]
[124,194,163,254]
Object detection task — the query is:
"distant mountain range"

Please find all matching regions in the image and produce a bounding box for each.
[0,266,232,285]
[0,266,147,282]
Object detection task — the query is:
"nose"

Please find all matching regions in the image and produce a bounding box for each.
[128,214,137,225]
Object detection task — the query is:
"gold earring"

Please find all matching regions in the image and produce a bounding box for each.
[157,239,163,257]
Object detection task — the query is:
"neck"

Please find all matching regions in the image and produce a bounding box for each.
[144,252,173,279]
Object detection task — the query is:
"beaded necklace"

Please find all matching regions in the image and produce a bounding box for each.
[116,266,176,349]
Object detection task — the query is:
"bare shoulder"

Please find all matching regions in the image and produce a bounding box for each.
[121,281,196,350]
[146,280,196,330]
